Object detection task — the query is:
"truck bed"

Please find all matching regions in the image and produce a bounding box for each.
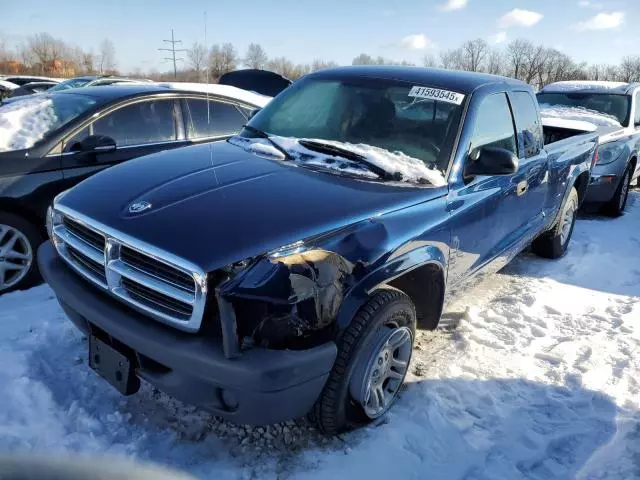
[542,117,598,147]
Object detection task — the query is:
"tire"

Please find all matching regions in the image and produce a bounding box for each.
[604,164,632,217]
[0,212,43,294]
[532,187,578,259]
[311,288,416,435]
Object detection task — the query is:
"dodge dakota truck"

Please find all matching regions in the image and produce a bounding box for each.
[38,66,599,434]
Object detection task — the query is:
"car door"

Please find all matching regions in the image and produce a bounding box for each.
[181,97,248,145]
[446,91,526,285]
[60,97,189,185]
[509,90,548,236]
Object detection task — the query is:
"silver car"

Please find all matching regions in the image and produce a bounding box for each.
[538,81,640,216]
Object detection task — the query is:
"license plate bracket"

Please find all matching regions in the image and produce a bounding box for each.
[89,335,140,395]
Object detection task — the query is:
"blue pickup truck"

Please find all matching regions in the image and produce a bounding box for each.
[38,66,598,434]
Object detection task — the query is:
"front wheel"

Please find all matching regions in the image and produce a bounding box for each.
[311,288,416,434]
[0,213,43,294]
[604,164,632,217]
[532,187,578,259]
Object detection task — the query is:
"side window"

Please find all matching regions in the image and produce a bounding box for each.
[63,127,90,152]
[469,93,517,155]
[635,92,640,126]
[92,100,177,147]
[185,99,246,139]
[511,91,543,158]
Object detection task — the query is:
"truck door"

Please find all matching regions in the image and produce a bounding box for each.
[446,92,527,284]
[509,90,548,235]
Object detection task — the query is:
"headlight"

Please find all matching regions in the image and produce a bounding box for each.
[597,142,626,165]
[46,205,62,241]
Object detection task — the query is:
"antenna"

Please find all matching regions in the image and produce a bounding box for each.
[158,29,187,79]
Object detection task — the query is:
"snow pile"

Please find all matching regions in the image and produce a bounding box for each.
[0,96,58,151]
[540,104,621,128]
[157,82,271,108]
[542,81,629,93]
[229,135,446,186]
[0,195,639,477]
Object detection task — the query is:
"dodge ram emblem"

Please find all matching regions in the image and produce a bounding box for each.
[128,201,152,214]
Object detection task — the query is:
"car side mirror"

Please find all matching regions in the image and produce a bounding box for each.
[465,147,519,178]
[75,135,117,153]
[248,108,261,120]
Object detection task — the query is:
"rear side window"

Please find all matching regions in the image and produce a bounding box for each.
[469,93,517,155]
[185,99,246,139]
[92,99,178,147]
[511,91,543,158]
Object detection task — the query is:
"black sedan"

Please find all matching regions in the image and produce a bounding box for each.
[9,81,58,97]
[0,83,270,293]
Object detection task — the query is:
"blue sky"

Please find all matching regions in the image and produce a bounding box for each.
[3,0,638,73]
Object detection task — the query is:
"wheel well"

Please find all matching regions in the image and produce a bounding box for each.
[387,262,445,330]
[574,171,590,206]
[0,200,45,237]
[630,156,637,176]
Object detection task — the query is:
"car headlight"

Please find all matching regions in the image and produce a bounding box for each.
[597,142,626,165]
[46,206,62,241]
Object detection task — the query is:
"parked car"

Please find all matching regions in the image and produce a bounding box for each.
[47,75,151,93]
[39,66,598,434]
[0,79,18,100]
[0,75,60,86]
[9,80,58,97]
[538,81,640,216]
[0,83,270,293]
[219,69,292,97]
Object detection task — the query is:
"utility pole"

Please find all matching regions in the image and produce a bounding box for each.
[158,29,186,79]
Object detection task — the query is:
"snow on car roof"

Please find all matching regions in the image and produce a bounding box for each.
[539,104,621,128]
[0,80,19,90]
[541,81,631,94]
[541,116,598,133]
[157,82,272,108]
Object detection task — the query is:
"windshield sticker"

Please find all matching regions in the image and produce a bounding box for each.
[408,86,465,105]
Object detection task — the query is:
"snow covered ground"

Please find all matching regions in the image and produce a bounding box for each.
[1,192,639,479]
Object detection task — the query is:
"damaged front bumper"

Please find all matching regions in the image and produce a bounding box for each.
[38,241,337,425]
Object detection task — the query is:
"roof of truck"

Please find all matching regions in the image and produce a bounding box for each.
[309,65,528,94]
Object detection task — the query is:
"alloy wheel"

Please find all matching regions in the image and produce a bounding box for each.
[0,224,33,291]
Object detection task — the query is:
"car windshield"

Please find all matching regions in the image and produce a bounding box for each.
[0,93,97,152]
[537,92,631,126]
[48,78,94,92]
[246,75,464,184]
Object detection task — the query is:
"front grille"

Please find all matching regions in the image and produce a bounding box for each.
[52,207,206,333]
[121,246,195,293]
[63,217,105,251]
[121,277,193,319]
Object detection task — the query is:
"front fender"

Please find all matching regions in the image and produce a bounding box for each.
[335,244,447,330]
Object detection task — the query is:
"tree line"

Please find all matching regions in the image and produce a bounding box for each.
[2,33,639,88]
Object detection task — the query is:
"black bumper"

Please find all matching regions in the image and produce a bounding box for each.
[38,241,337,425]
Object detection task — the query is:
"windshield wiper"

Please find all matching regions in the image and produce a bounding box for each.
[242,125,293,160]
[297,139,398,181]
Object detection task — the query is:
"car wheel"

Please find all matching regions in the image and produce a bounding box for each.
[604,164,632,217]
[310,288,416,434]
[532,187,578,260]
[0,212,43,294]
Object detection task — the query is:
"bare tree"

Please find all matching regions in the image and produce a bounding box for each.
[311,59,338,71]
[460,39,489,72]
[506,39,532,80]
[244,43,268,69]
[98,39,116,74]
[352,53,375,65]
[208,43,238,78]
[618,56,640,83]
[187,42,207,80]
[439,48,464,70]
[423,54,439,68]
[82,51,95,74]
[485,49,504,75]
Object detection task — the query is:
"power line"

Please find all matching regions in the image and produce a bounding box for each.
[158,29,187,79]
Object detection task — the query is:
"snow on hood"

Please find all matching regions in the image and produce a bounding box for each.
[157,82,272,108]
[229,135,446,186]
[539,104,621,128]
[0,96,58,152]
[542,81,629,94]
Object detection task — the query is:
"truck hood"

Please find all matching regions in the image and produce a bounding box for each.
[57,141,445,272]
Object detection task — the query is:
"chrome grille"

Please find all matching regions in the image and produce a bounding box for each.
[50,205,207,333]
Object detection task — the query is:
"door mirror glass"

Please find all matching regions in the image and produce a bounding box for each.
[74,135,117,153]
[465,147,519,177]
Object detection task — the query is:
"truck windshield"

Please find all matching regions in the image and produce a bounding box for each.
[0,94,97,152]
[537,92,630,126]
[248,75,464,177]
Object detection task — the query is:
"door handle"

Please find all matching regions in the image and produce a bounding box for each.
[516,180,528,196]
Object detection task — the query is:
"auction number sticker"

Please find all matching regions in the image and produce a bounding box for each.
[408,86,465,105]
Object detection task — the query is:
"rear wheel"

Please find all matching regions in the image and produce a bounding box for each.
[0,213,43,294]
[604,164,631,217]
[311,288,416,434]
[532,187,578,259]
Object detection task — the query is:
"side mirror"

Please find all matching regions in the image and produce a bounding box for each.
[74,135,117,153]
[465,147,519,178]
[248,108,261,120]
